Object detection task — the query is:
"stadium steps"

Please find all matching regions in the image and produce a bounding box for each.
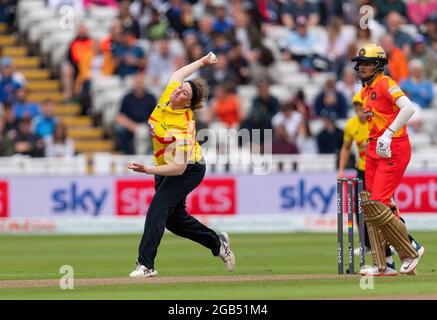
[60,116,93,127]
[11,56,40,68]
[3,27,116,156]
[75,140,114,153]
[54,104,80,116]
[0,34,15,46]
[68,128,104,140]
[27,92,64,103]
[27,80,60,91]
[0,23,7,33]
[19,69,50,80]
[3,46,28,57]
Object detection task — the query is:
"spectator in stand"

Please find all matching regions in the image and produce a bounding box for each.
[62,23,93,103]
[319,16,351,75]
[45,122,75,158]
[12,88,40,120]
[32,100,58,139]
[280,16,329,73]
[317,0,344,26]
[227,41,251,85]
[100,19,123,75]
[83,0,118,8]
[196,15,215,53]
[185,42,204,79]
[166,0,196,38]
[426,38,437,82]
[192,0,216,21]
[212,0,233,34]
[314,78,348,119]
[400,59,434,109]
[112,29,146,78]
[422,13,437,45]
[145,7,170,41]
[115,74,157,154]
[316,114,343,154]
[229,9,263,58]
[211,32,232,55]
[241,80,278,135]
[200,53,237,92]
[2,102,17,134]
[187,42,205,64]
[271,103,303,141]
[119,0,141,39]
[384,11,414,56]
[374,0,407,22]
[13,116,44,157]
[410,34,431,65]
[0,57,22,104]
[0,51,26,87]
[209,82,242,128]
[380,34,409,82]
[249,0,282,28]
[146,38,181,89]
[407,0,437,27]
[296,121,318,154]
[76,39,111,116]
[0,115,14,156]
[336,67,361,109]
[280,0,320,29]
[248,43,275,84]
[182,29,200,49]
[272,124,298,154]
[130,1,163,38]
[354,25,372,50]
[287,89,312,120]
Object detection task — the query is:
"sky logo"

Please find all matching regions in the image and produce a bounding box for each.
[51,183,108,216]
[280,180,335,214]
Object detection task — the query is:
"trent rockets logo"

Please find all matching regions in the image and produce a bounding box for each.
[362,105,374,121]
[359,48,366,56]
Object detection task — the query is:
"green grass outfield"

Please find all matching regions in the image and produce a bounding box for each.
[0,232,436,299]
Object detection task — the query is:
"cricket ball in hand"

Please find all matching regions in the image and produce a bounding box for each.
[209,52,217,63]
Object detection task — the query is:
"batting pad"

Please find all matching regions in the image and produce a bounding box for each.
[361,200,419,261]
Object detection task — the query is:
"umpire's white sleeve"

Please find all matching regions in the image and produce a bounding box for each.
[388,96,415,133]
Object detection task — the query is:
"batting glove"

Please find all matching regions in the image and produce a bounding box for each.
[376,130,393,158]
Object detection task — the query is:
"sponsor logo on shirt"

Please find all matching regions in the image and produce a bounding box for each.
[388,86,401,95]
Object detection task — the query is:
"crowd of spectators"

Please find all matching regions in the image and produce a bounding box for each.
[0,49,73,157]
[1,0,437,158]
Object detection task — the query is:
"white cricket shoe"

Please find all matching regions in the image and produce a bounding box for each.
[400,246,425,274]
[359,265,398,276]
[129,263,158,278]
[218,232,236,272]
[354,246,372,256]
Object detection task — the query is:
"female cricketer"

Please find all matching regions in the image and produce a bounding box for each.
[127,52,235,278]
[351,43,424,276]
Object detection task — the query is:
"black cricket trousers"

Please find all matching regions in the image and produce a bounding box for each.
[138,162,221,269]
